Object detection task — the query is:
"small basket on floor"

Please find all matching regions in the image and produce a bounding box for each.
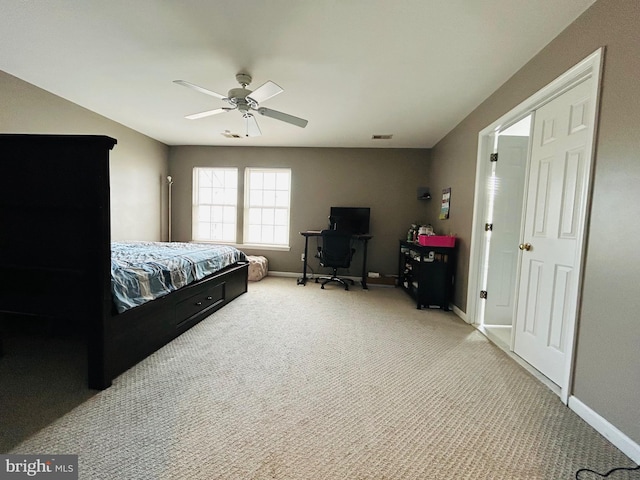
[247,255,268,281]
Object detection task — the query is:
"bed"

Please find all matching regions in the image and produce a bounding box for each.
[0,134,249,390]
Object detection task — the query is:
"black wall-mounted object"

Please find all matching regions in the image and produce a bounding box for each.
[417,187,431,200]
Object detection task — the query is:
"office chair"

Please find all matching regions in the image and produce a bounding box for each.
[315,229,356,290]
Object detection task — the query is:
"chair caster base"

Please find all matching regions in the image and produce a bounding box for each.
[318,276,352,290]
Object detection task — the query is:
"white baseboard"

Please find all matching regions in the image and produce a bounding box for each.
[266,271,299,278]
[267,271,372,283]
[451,304,467,323]
[568,396,640,463]
[266,271,358,281]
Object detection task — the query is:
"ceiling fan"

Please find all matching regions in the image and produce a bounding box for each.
[174,73,308,137]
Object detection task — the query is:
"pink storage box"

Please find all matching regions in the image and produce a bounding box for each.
[418,235,456,247]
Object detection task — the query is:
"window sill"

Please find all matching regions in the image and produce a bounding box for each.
[190,240,290,252]
[239,243,290,252]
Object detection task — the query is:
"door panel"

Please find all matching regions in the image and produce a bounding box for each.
[533,157,552,236]
[560,147,585,238]
[523,259,543,335]
[514,78,593,386]
[549,264,572,350]
[483,135,528,326]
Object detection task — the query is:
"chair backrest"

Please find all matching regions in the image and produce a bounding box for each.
[319,229,353,269]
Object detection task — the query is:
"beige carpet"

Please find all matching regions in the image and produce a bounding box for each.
[1,277,635,479]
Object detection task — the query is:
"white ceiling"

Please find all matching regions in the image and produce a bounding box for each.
[0,0,595,148]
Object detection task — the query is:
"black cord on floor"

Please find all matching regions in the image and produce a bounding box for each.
[576,464,640,479]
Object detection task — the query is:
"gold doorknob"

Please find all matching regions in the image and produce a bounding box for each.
[519,243,532,251]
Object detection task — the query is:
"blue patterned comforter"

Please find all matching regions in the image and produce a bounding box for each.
[111,241,247,313]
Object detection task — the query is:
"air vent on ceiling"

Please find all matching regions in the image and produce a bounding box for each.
[371,134,393,140]
[221,130,242,138]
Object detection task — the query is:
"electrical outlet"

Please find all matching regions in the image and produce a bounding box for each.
[301,253,306,262]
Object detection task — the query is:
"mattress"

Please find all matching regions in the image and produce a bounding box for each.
[110,241,247,313]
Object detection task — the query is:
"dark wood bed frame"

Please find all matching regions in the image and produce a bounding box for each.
[0,134,249,390]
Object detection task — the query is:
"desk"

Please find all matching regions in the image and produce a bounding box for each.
[298,231,373,288]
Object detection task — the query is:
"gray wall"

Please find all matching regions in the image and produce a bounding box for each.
[427,0,640,444]
[168,146,429,275]
[0,70,169,241]
[3,0,637,449]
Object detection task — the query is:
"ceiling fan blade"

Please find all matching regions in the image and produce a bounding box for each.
[185,107,233,120]
[247,81,283,104]
[174,80,227,100]
[257,107,308,128]
[245,114,262,137]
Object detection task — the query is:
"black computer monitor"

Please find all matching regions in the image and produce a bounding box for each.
[329,207,370,234]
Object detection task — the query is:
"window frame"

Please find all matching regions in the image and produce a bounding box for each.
[243,167,292,248]
[191,167,239,243]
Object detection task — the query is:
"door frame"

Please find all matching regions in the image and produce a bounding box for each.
[466,48,604,404]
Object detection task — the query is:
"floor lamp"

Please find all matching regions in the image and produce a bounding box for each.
[167,175,173,242]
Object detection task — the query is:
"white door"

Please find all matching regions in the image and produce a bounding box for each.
[514,77,593,386]
[484,135,529,326]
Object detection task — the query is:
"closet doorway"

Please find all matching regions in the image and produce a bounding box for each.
[479,117,531,346]
[467,48,603,403]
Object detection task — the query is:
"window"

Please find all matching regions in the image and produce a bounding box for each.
[191,166,291,247]
[192,167,238,242]
[244,168,291,246]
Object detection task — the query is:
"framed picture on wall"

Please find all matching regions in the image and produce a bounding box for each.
[439,187,451,220]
